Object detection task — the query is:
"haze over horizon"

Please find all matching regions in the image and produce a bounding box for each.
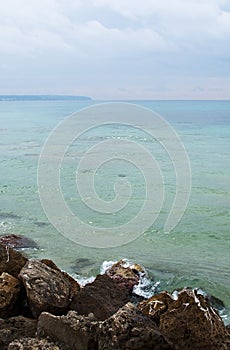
[1,0,230,100]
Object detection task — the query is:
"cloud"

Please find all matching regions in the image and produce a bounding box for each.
[0,0,230,98]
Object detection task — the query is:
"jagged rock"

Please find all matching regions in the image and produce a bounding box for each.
[98,302,175,350]
[0,234,38,250]
[0,273,21,318]
[0,316,37,350]
[41,259,80,300]
[158,289,229,350]
[105,260,141,292]
[8,337,68,350]
[138,291,174,324]
[37,311,97,350]
[19,260,71,318]
[38,305,174,350]
[0,243,27,278]
[69,274,129,320]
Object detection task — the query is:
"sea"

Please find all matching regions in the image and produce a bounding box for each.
[0,97,229,323]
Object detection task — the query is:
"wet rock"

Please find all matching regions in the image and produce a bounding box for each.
[37,311,97,350]
[105,260,141,293]
[69,274,129,320]
[158,289,229,350]
[0,316,37,350]
[98,302,175,350]
[138,291,174,325]
[0,243,27,278]
[8,337,68,350]
[19,260,71,318]
[41,259,80,300]
[0,273,21,318]
[0,234,38,250]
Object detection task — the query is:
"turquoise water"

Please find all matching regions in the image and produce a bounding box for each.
[0,99,229,322]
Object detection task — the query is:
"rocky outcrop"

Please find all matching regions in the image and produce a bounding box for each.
[98,302,175,350]
[0,243,229,350]
[0,316,37,350]
[139,288,229,350]
[0,273,21,318]
[37,304,175,350]
[19,260,71,318]
[0,243,27,278]
[105,260,141,293]
[0,234,38,250]
[70,274,129,320]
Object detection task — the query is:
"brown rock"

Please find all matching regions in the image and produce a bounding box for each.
[8,337,68,350]
[98,302,175,350]
[138,291,174,324]
[37,311,97,350]
[0,273,21,318]
[41,259,80,300]
[0,316,37,350]
[0,234,38,250]
[159,289,229,350]
[0,243,27,278]
[69,274,129,320]
[19,260,71,318]
[105,260,141,292]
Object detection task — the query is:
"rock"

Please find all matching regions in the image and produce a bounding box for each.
[0,316,37,350]
[41,259,80,300]
[37,305,175,350]
[69,274,129,321]
[19,260,71,318]
[0,243,27,278]
[158,289,229,350]
[138,291,174,325]
[8,337,68,350]
[37,311,97,350]
[105,260,141,293]
[0,234,38,250]
[98,303,175,350]
[0,273,21,318]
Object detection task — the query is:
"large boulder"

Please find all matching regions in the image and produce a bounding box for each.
[97,302,175,350]
[0,234,38,250]
[0,243,27,278]
[38,311,97,350]
[19,260,72,318]
[41,259,80,300]
[0,316,37,350]
[0,273,21,318]
[140,288,229,350]
[69,274,129,320]
[105,260,141,293]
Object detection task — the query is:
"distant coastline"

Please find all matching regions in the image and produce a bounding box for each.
[0,95,92,101]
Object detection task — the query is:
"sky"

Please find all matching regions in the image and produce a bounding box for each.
[0,0,230,99]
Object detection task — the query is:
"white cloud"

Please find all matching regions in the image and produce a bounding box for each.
[0,0,230,98]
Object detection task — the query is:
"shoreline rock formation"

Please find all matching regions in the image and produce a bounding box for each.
[0,240,229,349]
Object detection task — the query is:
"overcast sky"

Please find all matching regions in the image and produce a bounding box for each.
[0,0,230,99]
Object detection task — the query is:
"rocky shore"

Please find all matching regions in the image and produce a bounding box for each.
[0,235,229,349]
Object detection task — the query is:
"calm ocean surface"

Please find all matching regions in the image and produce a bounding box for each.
[0,99,229,322]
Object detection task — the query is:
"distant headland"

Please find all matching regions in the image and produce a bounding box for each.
[0,95,92,101]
